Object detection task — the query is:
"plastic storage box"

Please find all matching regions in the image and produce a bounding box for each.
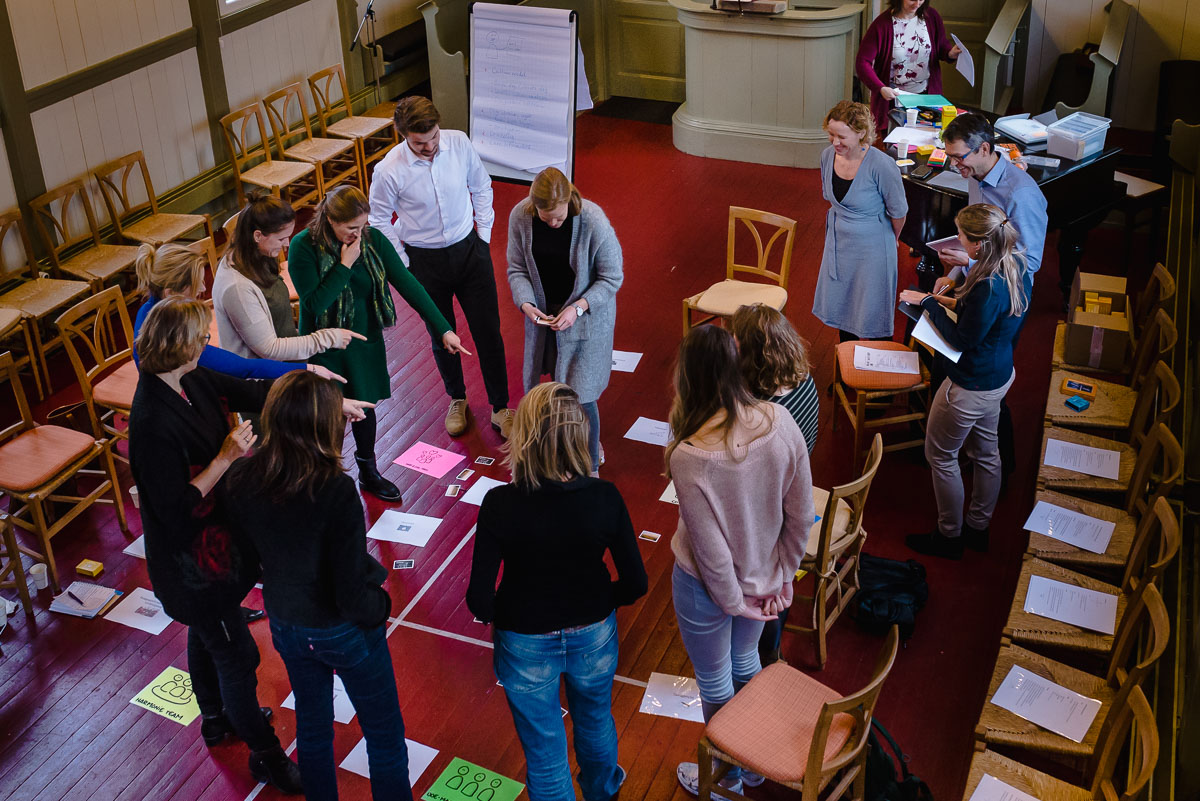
[1046,111,1111,161]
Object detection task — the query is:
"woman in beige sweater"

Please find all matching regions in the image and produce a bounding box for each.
[213,195,362,361]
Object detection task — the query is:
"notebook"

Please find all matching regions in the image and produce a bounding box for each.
[50,581,122,619]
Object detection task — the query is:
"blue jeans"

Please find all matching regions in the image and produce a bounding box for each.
[270,620,412,801]
[493,612,623,801]
[581,400,600,469]
[672,565,764,780]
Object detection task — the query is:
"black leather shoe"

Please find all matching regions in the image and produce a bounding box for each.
[356,457,402,502]
[241,606,265,623]
[905,531,964,560]
[963,524,990,552]
[201,706,274,746]
[249,747,303,794]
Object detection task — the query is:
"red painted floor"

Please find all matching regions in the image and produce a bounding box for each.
[0,109,1152,801]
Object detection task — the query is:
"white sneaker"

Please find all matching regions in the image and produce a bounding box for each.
[677,762,742,800]
[742,770,765,787]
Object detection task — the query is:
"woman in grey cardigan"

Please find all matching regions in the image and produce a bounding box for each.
[507,168,623,471]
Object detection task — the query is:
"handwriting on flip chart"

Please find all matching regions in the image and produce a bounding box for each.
[1023,575,1118,635]
[990,665,1101,743]
[1023,501,1115,554]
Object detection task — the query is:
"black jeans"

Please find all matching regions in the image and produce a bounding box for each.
[188,603,280,753]
[406,231,510,409]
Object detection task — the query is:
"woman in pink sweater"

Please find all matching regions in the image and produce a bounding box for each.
[667,325,815,798]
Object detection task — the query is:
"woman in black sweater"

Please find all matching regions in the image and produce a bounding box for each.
[467,382,647,801]
[224,370,410,801]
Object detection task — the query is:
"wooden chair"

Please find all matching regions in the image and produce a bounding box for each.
[1027,423,1182,575]
[1052,282,1176,381]
[91,151,213,246]
[308,63,398,186]
[0,351,128,593]
[29,179,140,294]
[0,308,37,403]
[832,340,930,472]
[0,512,34,616]
[976,579,1167,763]
[963,685,1158,801]
[220,103,320,209]
[1002,497,1179,658]
[786,434,882,669]
[683,207,796,333]
[0,208,91,399]
[1044,360,1180,442]
[697,626,899,801]
[262,83,361,194]
[54,287,138,456]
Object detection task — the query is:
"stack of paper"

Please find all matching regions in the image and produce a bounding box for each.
[50,581,121,618]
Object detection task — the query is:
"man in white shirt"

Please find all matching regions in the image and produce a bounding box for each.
[369,97,514,438]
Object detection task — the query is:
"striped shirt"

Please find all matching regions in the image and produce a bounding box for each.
[767,377,819,454]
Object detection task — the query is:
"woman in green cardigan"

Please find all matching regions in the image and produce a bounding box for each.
[290,185,469,502]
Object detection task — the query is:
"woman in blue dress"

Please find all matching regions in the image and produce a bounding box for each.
[811,100,908,342]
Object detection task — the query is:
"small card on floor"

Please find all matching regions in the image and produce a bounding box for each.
[393,559,415,570]
[446,484,461,497]
[639,531,661,542]
[456,468,475,481]
[475,456,495,466]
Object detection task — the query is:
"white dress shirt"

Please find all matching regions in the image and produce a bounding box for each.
[368,129,495,260]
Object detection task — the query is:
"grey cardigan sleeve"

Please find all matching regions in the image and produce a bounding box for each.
[506,202,539,310]
[576,201,623,311]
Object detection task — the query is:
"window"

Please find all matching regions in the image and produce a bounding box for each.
[220,0,269,16]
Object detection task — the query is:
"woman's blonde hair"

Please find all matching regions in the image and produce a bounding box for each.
[823,100,876,147]
[505,382,592,490]
[730,304,812,397]
[526,167,582,216]
[308,185,371,253]
[954,203,1029,317]
[135,243,205,299]
[136,296,211,373]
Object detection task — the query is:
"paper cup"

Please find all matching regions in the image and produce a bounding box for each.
[29,563,48,590]
[906,108,919,125]
[129,485,140,509]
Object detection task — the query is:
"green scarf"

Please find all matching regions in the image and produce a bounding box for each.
[314,233,397,331]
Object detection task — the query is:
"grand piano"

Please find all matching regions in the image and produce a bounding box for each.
[891,110,1124,300]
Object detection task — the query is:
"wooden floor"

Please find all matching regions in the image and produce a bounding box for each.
[0,108,1153,801]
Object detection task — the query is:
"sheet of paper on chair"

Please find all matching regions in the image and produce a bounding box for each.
[366,510,442,547]
[1023,575,1118,634]
[611,350,643,372]
[912,312,962,362]
[951,34,975,85]
[853,346,920,375]
[1042,439,1120,480]
[968,774,1041,801]
[1023,501,1115,554]
[638,673,705,722]
[340,736,438,785]
[284,674,356,724]
[990,664,1101,743]
[624,417,672,446]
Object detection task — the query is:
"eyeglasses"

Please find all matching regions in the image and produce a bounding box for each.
[202,333,212,345]
[945,145,979,166]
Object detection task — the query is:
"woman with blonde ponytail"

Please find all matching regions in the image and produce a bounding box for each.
[899,203,1029,559]
[133,243,344,382]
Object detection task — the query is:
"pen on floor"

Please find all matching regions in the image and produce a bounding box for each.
[67,590,84,605]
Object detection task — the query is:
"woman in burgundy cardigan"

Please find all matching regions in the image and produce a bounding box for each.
[856,0,962,135]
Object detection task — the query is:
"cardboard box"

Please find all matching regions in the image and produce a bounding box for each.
[1063,273,1129,371]
[76,559,104,577]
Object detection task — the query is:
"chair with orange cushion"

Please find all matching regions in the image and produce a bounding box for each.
[0,351,128,593]
[697,626,899,801]
[54,287,138,460]
[832,340,930,473]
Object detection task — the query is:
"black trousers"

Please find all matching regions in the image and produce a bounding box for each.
[188,603,280,753]
[406,231,510,409]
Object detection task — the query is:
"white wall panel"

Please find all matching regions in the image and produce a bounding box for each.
[0,127,16,212]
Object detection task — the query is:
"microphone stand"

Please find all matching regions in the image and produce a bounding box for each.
[350,0,381,105]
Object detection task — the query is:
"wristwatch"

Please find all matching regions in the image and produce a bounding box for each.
[573,303,586,317]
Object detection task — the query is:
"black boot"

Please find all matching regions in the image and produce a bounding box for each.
[249,746,303,794]
[356,457,402,502]
[963,524,990,552]
[905,531,964,560]
[201,707,274,747]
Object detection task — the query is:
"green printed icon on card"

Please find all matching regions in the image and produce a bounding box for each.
[423,758,524,801]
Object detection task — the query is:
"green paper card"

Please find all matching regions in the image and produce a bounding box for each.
[423,758,524,801]
[130,666,201,725]
[897,93,952,108]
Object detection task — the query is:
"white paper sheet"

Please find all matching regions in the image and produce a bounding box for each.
[366,511,443,547]
[990,664,1102,743]
[659,481,678,505]
[927,170,970,192]
[611,350,643,372]
[638,672,705,722]
[123,535,146,559]
[1023,575,1118,634]
[912,312,962,362]
[340,736,438,785]
[105,587,173,635]
[1023,501,1115,554]
[1043,438,1120,480]
[951,34,975,85]
[623,417,671,446]
[575,41,592,111]
[284,674,356,724]
[884,127,941,147]
[853,346,920,375]
[968,774,1041,801]
[461,476,508,506]
[925,234,961,253]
